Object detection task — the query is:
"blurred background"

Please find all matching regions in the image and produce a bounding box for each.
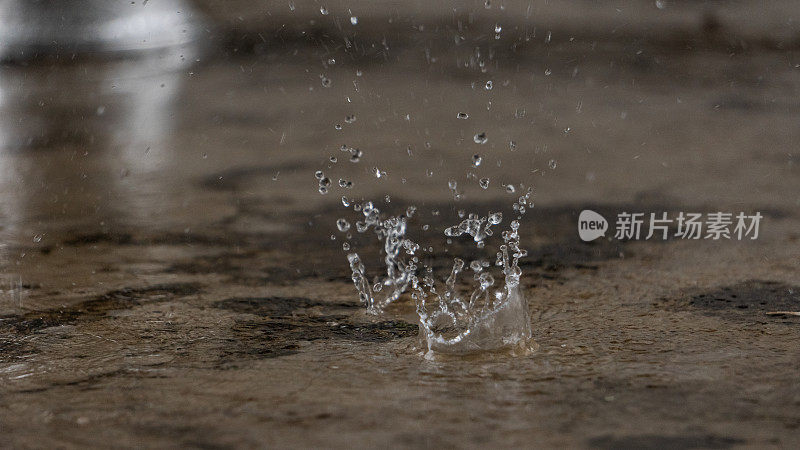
[2,1,800,447]
[1,0,798,244]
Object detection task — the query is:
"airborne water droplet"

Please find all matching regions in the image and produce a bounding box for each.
[485,80,493,90]
[473,132,488,144]
[470,260,484,272]
[320,6,329,15]
[472,154,482,167]
[549,159,558,169]
[457,112,469,119]
[337,218,351,232]
[479,177,490,189]
[350,16,358,25]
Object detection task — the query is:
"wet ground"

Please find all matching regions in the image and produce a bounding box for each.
[1,1,800,448]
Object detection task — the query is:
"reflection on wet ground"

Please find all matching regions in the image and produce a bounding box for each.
[1,1,800,448]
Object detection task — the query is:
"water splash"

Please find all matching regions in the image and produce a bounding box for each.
[346,202,419,314]
[343,188,535,357]
[413,211,533,358]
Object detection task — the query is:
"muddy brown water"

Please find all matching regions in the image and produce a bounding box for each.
[1,2,800,448]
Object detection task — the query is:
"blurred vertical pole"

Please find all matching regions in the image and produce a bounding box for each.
[0,0,209,248]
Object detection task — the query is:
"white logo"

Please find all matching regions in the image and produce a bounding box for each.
[578,210,608,242]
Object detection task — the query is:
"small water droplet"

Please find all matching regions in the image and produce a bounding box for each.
[479,177,490,189]
[485,80,493,90]
[321,76,332,88]
[320,6,329,15]
[33,234,42,243]
[473,132,488,144]
[341,196,350,207]
[470,260,483,272]
[350,16,358,25]
[472,154,482,166]
[457,112,469,120]
[549,159,557,169]
[315,170,324,180]
[337,218,351,232]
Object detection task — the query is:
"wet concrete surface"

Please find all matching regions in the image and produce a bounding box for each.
[1,1,800,448]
